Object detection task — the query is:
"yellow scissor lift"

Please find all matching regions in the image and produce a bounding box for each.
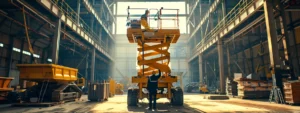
[126,7,183,106]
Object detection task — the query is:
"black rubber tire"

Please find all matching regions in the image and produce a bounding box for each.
[7,91,20,103]
[127,89,138,106]
[171,87,184,106]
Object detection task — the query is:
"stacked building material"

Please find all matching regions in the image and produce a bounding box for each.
[226,78,238,96]
[235,78,272,99]
[88,81,110,102]
[284,81,300,104]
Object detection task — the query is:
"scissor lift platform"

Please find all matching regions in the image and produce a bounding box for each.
[126,7,183,107]
[127,28,180,43]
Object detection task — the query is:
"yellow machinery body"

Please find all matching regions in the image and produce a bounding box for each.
[128,28,180,99]
[109,79,116,97]
[17,64,78,82]
[76,77,86,88]
[16,64,82,103]
[126,7,182,103]
[115,83,124,95]
[0,77,14,101]
[200,85,209,93]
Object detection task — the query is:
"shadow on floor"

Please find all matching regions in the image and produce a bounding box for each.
[0,101,104,113]
[127,102,205,113]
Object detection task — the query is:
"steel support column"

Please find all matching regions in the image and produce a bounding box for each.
[277,0,291,61]
[226,45,231,78]
[249,35,254,76]
[222,0,226,28]
[263,0,282,88]
[30,41,36,63]
[277,0,296,80]
[188,62,193,82]
[259,26,266,77]
[91,48,95,83]
[90,16,94,32]
[288,12,300,75]
[110,62,115,79]
[187,62,191,82]
[106,37,109,51]
[199,54,203,85]
[85,53,89,86]
[19,38,25,64]
[41,48,46,63]
[7,37,14,77]
[218,39,225,94]
[52,16,62,64]
[77,0,81,25]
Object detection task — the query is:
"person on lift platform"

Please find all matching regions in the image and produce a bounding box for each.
[140,10,158,32]
[146,69,161,111]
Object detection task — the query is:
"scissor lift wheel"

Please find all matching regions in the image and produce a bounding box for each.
[171,87,183,106]
[127,89,138,106]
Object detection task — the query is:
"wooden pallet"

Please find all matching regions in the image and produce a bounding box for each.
[285,101,300,106]
[236,96,268,99]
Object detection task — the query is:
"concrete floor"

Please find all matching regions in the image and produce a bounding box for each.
[1,93,300,113]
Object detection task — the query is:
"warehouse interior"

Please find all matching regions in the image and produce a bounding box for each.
[1,0,300,112]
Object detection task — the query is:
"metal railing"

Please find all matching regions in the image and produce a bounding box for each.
[191,0,255,55]
[127,7,179,29]
[50,0,111,55]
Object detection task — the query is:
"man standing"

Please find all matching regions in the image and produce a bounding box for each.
[147,69,161,111]
[140,10,158,32]
[140,10,150,31]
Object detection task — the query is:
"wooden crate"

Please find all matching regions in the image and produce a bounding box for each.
[284,81,300,104]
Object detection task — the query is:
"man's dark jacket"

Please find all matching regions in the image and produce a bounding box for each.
[147,70,161,92]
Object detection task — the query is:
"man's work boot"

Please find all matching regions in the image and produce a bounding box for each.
[146,107,152,111]
[153,108,157,111]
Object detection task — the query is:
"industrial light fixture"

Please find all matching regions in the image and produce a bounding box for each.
[0,43,3,47]
[13,47,21,52]
[47,59,52,62]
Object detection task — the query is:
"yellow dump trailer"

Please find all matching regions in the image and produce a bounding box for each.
[18,64,78,82]
[16,64,82,103]
[0,77,14,101]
